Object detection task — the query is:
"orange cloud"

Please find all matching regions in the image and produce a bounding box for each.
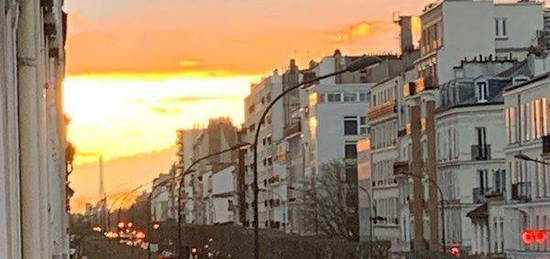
[178,60,200,68]
[327,21,393,43]
[64,0,426,76]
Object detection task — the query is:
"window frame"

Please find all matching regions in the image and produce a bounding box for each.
[344,116,359,135]
[495,17,507,38]
[327,93,342,103]
[476,80,489,102]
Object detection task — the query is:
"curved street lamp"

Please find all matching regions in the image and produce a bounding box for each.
[515,153,550,166]
[397,171,446,252]
[176,142,251,258]
[251,55,383,259]
[358,185,378,244]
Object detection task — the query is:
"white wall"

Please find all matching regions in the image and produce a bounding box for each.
[211,166,236,224]
[439,1,495,84]
[503,76,550,258]
[494,3,543,58]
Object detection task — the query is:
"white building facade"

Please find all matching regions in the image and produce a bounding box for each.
[502,54,550,259]
[242,72,285,229]
[0,0,69,258]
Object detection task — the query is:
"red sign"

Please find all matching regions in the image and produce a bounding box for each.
[522,230,547,244]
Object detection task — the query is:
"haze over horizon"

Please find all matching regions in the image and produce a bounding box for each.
[64,0,429,213]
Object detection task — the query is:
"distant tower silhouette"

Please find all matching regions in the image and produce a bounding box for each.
[97,154,108,229]
[98,155,105,198]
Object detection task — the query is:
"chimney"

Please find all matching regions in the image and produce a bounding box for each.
[398,16,414,53]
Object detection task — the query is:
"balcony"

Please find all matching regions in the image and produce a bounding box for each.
[393,161,409,175]
[471,145,491,161]
[512,182,531,201]
[473,188,487,204]
[485,187,505,199]
[543,135,550,157]
[403,77,437,97]
[397,128,407,137]
[368,101,397,121]
[284,120,301,137]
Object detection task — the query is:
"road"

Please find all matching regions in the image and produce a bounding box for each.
[79,234,148,259]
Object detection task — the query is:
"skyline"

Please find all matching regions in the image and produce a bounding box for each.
[64,0,428,213]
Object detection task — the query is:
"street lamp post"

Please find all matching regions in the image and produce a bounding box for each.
[148,180,173,259]
[515,153,550,166]
[251,55,382,259]
[358,185,377,244]
[398,171,446,252]
[176,143,251,259]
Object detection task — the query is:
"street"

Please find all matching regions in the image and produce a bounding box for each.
[78,234,148,259]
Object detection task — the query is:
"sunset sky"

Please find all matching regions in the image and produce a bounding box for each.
[64,0,429,213]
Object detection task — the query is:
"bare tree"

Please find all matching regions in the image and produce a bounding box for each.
[302,159,359,241]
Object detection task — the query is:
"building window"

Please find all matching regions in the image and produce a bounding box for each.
[494,169,506,194]
[495,18,507,37]
[359,92,369,102]
[478,170,488,194]
[476,81,488,102]
[309,92,318,106]
[344,116,358,135]
[344,92,357,102]
[359,116,367,135]
[506,107,518,144]
[532,98,549,138]
[327,93,342,102]
[345,144,357,159]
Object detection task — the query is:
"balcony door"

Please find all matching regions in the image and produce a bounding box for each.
[478,170,488,195]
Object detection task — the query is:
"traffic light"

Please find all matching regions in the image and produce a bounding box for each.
[522,230,547,244]
[191,247,199,257]
[152,222,161,230]
[450,246,460,256]
[135,231,146,239]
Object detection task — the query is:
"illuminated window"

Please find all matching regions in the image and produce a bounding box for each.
[309,117,318,138]
[309,92,318,106]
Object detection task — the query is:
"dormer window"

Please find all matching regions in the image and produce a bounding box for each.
[476,80,488,102]
[512,76,529,85]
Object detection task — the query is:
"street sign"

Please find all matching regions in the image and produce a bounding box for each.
[150,243,159,253]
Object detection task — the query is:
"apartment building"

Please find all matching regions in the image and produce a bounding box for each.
[417,0,543,88]
[176,129,200,224]
[369,75,402,249]
[275,59,309,234]
[357,138,373,241]
[181,118,239,225]
[502,53,550,259]
[396,0,546,253]
[202,165,238,224]
[242,72,285,229]
[0,0,69,258]
[299,50,386,238]
[435,57,528,255]
[151,173,177,222]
